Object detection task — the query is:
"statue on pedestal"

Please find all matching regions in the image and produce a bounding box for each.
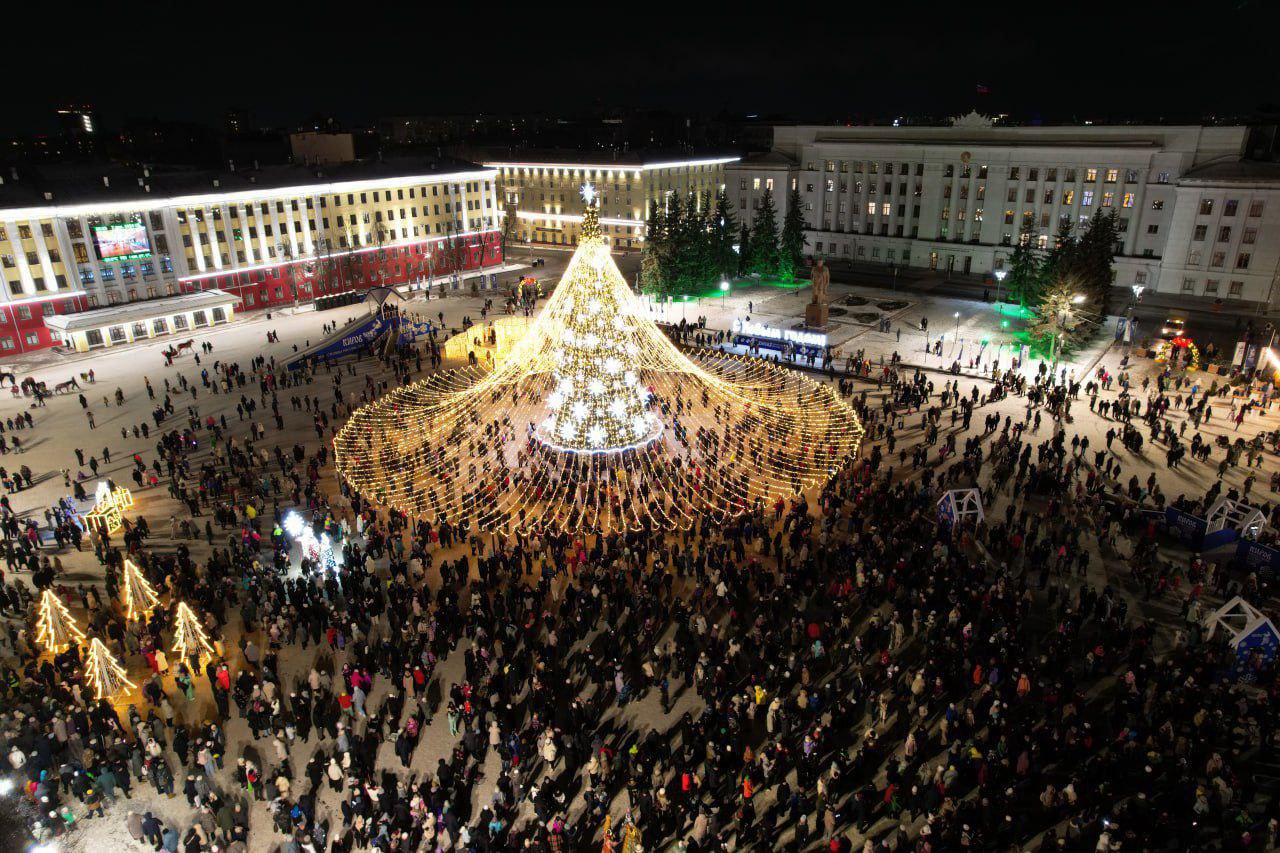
[806,260,830,329]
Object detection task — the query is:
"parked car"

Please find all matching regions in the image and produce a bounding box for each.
[1159,317,1187,339]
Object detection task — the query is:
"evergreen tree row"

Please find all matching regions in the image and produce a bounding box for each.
[1004,208,1121,312]
[642,188,809,296]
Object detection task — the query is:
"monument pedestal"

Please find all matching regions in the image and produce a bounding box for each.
[805,302,829,329]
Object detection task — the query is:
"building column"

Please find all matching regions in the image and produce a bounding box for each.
[252,202,271,265]
[187,209,207,273]
[238,204,256,266]
[7,226,36,295]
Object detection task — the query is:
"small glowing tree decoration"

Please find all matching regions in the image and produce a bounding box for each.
[83,482,134,535]
[83,637,135,701]
[171,602,214,664]
[35,589,85,654]
[121,559,160,621]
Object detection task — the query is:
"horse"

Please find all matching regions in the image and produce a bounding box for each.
[19,377,47,396]
[175,339,196,354]
[54,378,80,394]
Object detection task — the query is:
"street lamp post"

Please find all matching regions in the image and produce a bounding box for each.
[1126,284,1144,348]
[719,279,730,309]
[993,268,1008,313]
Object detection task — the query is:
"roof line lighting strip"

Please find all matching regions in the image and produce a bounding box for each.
[484,157,740,172]
[0,169,500,223]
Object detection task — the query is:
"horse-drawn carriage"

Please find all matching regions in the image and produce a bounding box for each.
[163,338,196,361]
[8,376,79,397]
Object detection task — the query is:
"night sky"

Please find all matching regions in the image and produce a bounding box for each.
[4,1,1278,135]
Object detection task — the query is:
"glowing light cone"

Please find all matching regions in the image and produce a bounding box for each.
[35,589,85,654]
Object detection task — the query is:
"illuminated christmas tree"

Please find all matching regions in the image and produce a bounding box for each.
[35,589,85,654]
[334,182,865,535]
[537,183,659,451]
[83,637,135,701]
[171,602,214,664]
[121,559,159,621]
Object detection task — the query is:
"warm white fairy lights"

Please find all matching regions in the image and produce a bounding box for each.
[83,637,135,701]
[121,559,160,621]
[335,188,863,534]
[35,589,85,655]
[171,601,214,664]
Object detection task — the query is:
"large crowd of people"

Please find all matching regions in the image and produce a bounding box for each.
[0,291,1275,853]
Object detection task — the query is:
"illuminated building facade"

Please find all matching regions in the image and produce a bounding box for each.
[765,116,1280,305]
[0,158,503,352]
[488,154,737,250]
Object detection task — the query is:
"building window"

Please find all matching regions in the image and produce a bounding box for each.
[1151,199,1164,210]
[1147,224,1159,234]
[1105,169,1118,183]
[1156,171,1170,184]
[1210,251,1226,268]
[1224,199,1238,216]
[1085,168,1098,182]
[1188,250,1201,265]
[1236,253,1251,269]
[1204,280,1219,295]
[1199,199,1214,215]
[1181,278,1195,293]
[1008,167,1020,180]
[1122,193,1135,208]
[1004,210,1014,225]
[1062,190,1074,205]
[1243,227,1257,245]
[1229,281,1244,297]
[1134,270,1148,284]
[1193,225,1207,241]
[0,338,12,351]
[1248,200,1264,217]
[1081,191,1094,206]
[1218,226,1232,242]
[1102,192,1114,207]
[23,334,37,347]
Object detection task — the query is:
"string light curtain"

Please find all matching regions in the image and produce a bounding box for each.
[335,186,863,534]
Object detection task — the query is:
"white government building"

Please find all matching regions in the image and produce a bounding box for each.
[729,114,1280,306]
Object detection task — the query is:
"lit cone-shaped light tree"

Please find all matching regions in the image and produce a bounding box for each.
[538,184,660,452]
[121,559,160,621]
[35,589,86,654]
[83,637,135,701]
[171,602,214,664]
[335,183,863,534]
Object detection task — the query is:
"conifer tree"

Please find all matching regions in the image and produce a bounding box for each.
[778,188,809,283]
[749,191,780,277]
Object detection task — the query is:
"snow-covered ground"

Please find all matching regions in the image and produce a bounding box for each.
[2,271,1276,851]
